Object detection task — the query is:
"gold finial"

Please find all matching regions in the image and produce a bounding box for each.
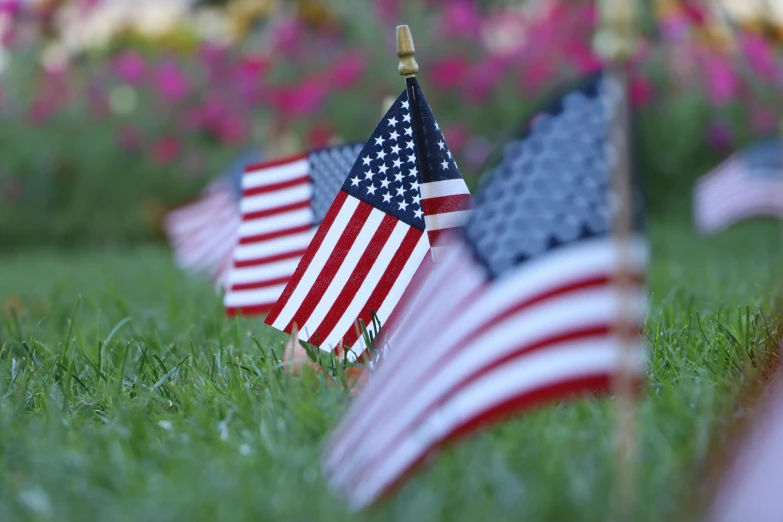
[380,95,395,117]
[396,25,419,77]
[593,0,637,63]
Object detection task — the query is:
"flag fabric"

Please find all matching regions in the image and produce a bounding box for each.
[264,78,472,357]
[323,70,649,510]
[223,144,363,316]
[708,373,783,522]
[164,149,260,289]
[693,138,783,234]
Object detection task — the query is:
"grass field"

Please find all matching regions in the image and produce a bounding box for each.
[1,218,782,522]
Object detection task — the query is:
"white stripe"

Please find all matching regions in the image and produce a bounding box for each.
[224,284,289,308]
[271,196,361,330]
[228,258,301,285]
[420,179,471,199]
[299,209,387,346]
[233,230,315,263]
[238,208,313,238]
[316,220,409,353]
[244,158,309,189]
[345,342,641,509]
[240,184,312,214]
[424,209,472,231]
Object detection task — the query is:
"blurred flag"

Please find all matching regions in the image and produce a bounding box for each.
[164,149,260,289]
[323,71,648,510]
[693,138,783,234]
[708,373,783,522]
[224,144,363,316]
[264,78,472,356]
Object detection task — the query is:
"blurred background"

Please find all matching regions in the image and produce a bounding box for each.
[1,0,782,248]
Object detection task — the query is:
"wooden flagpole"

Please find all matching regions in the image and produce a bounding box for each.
[594,0,639,519]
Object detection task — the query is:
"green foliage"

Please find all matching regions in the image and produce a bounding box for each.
[0,219,780,520]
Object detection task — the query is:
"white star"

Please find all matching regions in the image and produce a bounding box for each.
[389,130,399,141]
[379,164,389,175]
[391,144,401,155]
[409,166,418,178]
[403,113,411,123]
[441,159,449,170]
[398,199,408,211]
[388,116,398,127]
[448,150,453,159]
[409,180,419,192]
[374,136,384,147]
[395,172,405,183]
[401,100,409,110]
[377,149,388,161]
[438,140,445,150]
[382,193,392,203]
[404,127,413,137]
[393,158,402,169]
[367,184,377,196]
[414,208,423,219]
[434,121,440,130]
[350,176,360,187]
[406,140,414,150]
[362,155,371,166]
[364,169,374,181]
[380,178,390,189]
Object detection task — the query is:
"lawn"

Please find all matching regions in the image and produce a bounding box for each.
[0,218,781,522]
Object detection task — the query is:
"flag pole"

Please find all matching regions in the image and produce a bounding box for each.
[397,25,419,78]
[594,0,639,519]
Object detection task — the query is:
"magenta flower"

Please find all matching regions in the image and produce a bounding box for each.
[270,17,305,57]
[703,53,739,106]
[464,56,506,103]
[153,60,190,104]
[152,136,181,165]
[374,0,400,23]
[215,114,248,145]
[431,56,471,91]
[629,75,653,108]
[438,1,481,40]
[114,50,146,86]
[275,79,327,118]
[740,33,779,83]
[706,121,733,152]
[329,51,366,90]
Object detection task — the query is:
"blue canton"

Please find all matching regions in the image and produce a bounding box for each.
[740,138,783,178]
[406,77,462,183]
[465,71,644,279]
[341,91,425,231]
[310,143,364,223]
[226,149,264,202]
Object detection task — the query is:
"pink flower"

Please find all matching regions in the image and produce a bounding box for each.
[741,33,779,83]
[215,114,248,145]
[114,51,146,85]
[442,123,470,153]
[431,57,471,91]
[565,41,602,76]
[153,60,190,104]
[751,108,777,134]
[703,54,739,105]
[629,75,653,108]
[271,17,305,56]
[464,56,506,103]
[275,79,327,117]
[481,10,527,57]
[438,1,481,40]
[519,57,555,97]
[329,51,366,90]
[152,136,181,165]
[375,0,400,23]
[706,121,733,152]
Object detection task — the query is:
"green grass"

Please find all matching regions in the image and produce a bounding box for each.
[0,218,781,522]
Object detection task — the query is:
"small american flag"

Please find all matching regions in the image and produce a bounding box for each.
[693,138,783,234]
[323,71,648,510]
[224,144,363,316]
[164,150,259,289]
[708,373,783,522]
[265,78,472,357]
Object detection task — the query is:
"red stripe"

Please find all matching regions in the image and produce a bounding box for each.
[243,175,309,197]
[226,304,276,317]
[242,200,311,222]
[265,191,349,326]
[342,227,424,348]
[364,375,615,508]
[239,223,312,245]
[284,201,375,338]
[234,249,307,269]
[244,153,308,173]
[427,229,461,246]
[421,194,473,215]
[308,214,398,349]
[230,275,293,292]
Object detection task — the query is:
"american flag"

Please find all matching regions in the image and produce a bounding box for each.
[323,71,649,510]
[164,150,259,289]
[265,78,471,358]
[693,138,783,234]
[224,144,363,316]
[708,373,783,522]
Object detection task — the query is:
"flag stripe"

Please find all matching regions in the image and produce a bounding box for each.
[419,179,471,199]
[230,275,293,292]
[266,191,353,326]
[240,184,312,214]
[243,200,312,222]
[234,248,308,269]
[424,209,472,231]
[420,194,473,214]
[243,175,310,197]
[239,223,313,246]
[243,155,308,184]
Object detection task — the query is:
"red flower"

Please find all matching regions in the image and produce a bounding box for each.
[629,75,653,108]
[152,136,181,165]
[329,51,366,90]
[431,57,471,91]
